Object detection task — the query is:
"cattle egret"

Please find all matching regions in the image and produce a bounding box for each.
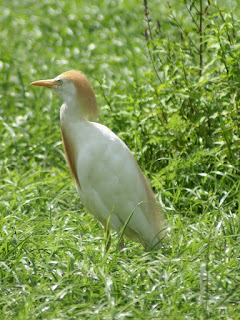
[31,70,168,250]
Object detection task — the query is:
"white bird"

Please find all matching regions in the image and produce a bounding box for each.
[31,70,167,250]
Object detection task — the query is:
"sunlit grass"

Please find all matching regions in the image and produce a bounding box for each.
[0,0,239,319]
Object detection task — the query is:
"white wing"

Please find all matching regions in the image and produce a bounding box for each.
[65,121,166,249]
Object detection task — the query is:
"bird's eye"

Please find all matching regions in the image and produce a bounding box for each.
[57,79,63,85]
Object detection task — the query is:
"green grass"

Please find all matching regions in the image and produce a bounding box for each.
[0,0,239,319]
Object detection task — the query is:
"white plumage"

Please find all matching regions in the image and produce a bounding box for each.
[31,70,167,250]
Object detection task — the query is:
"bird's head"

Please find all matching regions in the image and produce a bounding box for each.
[31,70,98,121]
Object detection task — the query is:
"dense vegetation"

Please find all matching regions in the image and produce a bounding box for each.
[0,0,239,319]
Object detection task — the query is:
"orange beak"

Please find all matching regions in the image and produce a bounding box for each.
[30,79,61,88]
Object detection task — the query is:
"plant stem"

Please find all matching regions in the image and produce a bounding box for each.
[199,0,203,76]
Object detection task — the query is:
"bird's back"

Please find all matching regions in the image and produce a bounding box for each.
[63,120,167,249]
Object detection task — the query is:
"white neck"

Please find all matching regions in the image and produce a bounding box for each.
[60,101,88,128]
